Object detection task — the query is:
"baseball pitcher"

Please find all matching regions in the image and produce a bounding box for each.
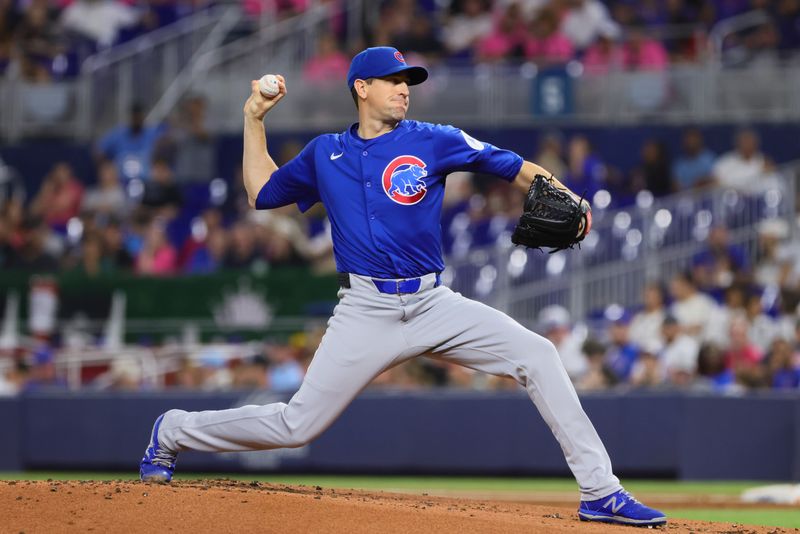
[139,46,665,527]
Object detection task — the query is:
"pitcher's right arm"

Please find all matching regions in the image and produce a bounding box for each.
[243,75,286,208]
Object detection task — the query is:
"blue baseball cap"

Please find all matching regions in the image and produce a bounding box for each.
[347,46,428,89]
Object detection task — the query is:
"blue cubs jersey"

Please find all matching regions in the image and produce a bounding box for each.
[256,120,523,278]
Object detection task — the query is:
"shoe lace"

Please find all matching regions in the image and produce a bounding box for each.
[150,447,175,468]
[620,490,641,505]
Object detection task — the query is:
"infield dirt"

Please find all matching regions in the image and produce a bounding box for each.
[0,480,793,533]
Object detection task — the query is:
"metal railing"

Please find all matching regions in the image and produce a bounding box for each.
[145,7,243,127]
[445,161,800,326]
[0,6,240,142]
[707,9,773,62]
[0,6,244,141]
[0,315,318,391]
[3,7,800,142]
[201,53,800,133]
[80,5,244,140]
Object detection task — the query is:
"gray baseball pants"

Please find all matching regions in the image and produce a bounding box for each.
[159,272,621,500]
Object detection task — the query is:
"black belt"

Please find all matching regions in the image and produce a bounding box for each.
[338,273,442,295]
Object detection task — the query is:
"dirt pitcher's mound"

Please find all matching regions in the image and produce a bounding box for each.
[0,480,791,534]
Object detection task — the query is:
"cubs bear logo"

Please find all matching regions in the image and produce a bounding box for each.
[382,155,428,205]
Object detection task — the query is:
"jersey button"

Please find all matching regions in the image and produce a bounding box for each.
[362,151,368,156]
[370,215,375,220]
[366,182,371,187]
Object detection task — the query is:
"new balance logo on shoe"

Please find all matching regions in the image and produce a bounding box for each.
[603,496,626,514]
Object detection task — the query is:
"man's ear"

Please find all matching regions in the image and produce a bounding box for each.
[354,79,368,100]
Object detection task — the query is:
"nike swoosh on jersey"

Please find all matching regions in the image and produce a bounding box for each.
[330,152,344,160]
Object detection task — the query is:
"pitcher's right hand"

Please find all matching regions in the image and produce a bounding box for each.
[243,75,286,121]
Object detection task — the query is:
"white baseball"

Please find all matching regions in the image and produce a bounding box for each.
[258,74,280,98]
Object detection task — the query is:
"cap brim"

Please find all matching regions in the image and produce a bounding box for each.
[374,65,428,86]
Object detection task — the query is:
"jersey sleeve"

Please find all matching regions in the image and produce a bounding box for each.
[433,125,523,181]
[255,137,321,212]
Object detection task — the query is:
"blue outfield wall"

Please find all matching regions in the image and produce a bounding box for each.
[2,391,799,480]
[0,398,21,471]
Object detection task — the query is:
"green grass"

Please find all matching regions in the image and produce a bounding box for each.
[2,473,797,528]
[0,473,766,495]
[664,508,800,529]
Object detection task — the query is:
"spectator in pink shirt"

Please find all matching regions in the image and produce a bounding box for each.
[30,162,84,231]
[581,31,622,75]
[622,28,669,71]
[723,316,764,385]
[302,32,349,86]
[525,8,574,65]
[136,219,177,275]
[476,3,527,62]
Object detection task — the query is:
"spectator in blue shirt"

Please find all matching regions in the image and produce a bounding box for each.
[695,343,737,392]
[266,344,305,392]
[692,225,749,294]
[563,135,605,202]
[605,312,640,383]
[22,344,67,392]
[673,127,716,191]
[97,102,166,182]
[768,338,800,389]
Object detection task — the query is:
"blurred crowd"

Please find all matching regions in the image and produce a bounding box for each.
[356,216,800,393]
[1,0,800,395]
[299,0,800,87]
[5,224,800,394]
[0,0,219,82]
[541,260,800,393]
[0,95,336,277]
[0,97,785,276]
[2,0,799,84]
[439,126,782,257]
[0,333,315,394]
[2,160,800,396]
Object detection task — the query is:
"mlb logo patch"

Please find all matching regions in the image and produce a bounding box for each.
[382,155,428,205]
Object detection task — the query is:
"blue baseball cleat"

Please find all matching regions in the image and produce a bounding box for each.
[139,414,178,483]
[578,488,666,527]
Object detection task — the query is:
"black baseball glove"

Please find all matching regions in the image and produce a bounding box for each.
[511,174,592,253]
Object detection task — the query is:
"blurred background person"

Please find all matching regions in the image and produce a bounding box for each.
[96,102,166,183]
[562,135,606,203]
[674,127,716,191]
[629,139,675,197]
[533,131,567,180]
[538,305,587,382]
[560,0,619,51]
[135,218,177,276]
[29,162,84,232]
[712,128,776,193]
[442,0,493,58]
[576,338,614,390]
[661,315,700,387]
[159,94,217,185]
[669,272,717,340]
[82,160,127,218]
[629,283,667,349]
[604,313,640,384]
[691,226,749,295]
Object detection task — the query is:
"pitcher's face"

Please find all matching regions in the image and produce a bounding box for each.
[364,73,410,121]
